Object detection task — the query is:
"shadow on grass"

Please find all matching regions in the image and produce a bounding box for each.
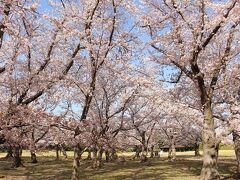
[0,156,237,180]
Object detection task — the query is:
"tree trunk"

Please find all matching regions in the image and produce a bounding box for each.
[233,131,240,177]
[168,146,172,159]
[5,146,13,159]
[154,150,159,157]
[62,147,68,159]
[105,150,110,162]
[92,148,98,169]
[92,148,104,168]
[150,145,154,158]
[97,148,104,168]
[133,145,140,159]
[140,145,148,162]
[30,151,38,163]
[12,146,23,168]
[71,146,81,180]
[168,136,176,162]
[86,149,92,160]
[30,143,38,163]
[56,145,60,160]
[200,105,219,180]
[194,143,200,157]
[170,144,176,161]
[110,148,118,161]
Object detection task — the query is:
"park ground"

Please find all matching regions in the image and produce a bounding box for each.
[0,150,237,180]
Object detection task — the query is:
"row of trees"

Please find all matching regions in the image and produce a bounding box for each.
[0,0,239,180]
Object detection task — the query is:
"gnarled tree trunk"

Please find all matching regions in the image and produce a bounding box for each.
[200,105,219,180]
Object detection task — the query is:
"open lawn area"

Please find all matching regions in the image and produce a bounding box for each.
[0,150,237,180]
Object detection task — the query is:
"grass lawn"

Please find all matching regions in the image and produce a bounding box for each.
[0,150,237,180]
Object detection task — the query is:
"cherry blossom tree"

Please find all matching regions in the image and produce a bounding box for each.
[140,0,239,179]
[0,0,83,168]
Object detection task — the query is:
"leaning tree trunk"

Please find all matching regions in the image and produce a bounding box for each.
[233,131,240,177]
[71,146,81,180]
[200,104,219,180]
[12,146,23,168]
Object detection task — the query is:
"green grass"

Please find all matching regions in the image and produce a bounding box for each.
[0,150,237,180]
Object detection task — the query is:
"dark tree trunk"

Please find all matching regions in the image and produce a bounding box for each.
[56,145,60,160]
[140,154,148,162]
[71,146,81,180]
[5,146,13,158]
[233,131,240,177]
[105,150,110,162]
[154,151,159,157]
[30,143,38,163]
[200,104,219,180]
[194,143,200,157]
[30,151,38,163]
[133,145,140,159]
[12,146,23,168]
[150,145,154,158]
[110,148,118,161]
